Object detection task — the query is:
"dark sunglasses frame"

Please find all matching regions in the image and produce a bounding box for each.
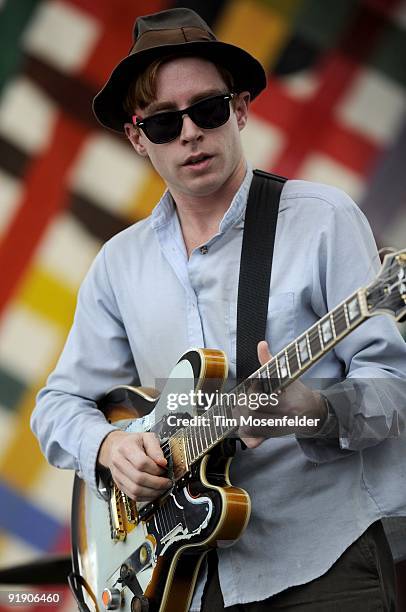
[132,93,235,144]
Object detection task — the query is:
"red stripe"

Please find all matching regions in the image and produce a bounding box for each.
[69,0,167,88]
[0,115,88,314]
[317,120,381,176]
[254,0,398,176]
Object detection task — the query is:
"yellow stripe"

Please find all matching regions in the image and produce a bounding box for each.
[0,383,51,490]
[262,0,303,19]
[17,266,77,329]
[215,0,291,71]
[0,268,78,491]
[125,167,166,221]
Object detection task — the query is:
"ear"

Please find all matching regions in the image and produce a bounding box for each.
[234,91,250,131]
[124,123,149,157]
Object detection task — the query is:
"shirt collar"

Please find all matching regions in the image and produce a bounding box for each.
[150,164,253,232]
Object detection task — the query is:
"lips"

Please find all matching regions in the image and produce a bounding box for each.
[182,153,212,166]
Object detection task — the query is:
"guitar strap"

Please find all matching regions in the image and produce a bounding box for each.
[203,170,287,609]
[236,169,287,380]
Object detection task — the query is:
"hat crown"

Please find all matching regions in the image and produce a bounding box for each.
[133,8,216,42]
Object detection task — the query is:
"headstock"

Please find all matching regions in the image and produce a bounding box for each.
[365,250,406,322]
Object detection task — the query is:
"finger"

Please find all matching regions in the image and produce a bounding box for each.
[142,432,167,467]
[257,340,272,365]
[240,436,265,449]
[117,445,167,478]
[114,472,169,501]
[117,456,171,487]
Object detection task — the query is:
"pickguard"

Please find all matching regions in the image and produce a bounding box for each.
[148,485,215,558]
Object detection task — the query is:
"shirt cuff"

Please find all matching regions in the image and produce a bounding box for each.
[78,421,119,497]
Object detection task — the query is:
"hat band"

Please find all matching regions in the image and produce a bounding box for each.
[131,27,215,53]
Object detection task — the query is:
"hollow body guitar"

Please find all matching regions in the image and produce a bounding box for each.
[70,250,406,612]
[70,349,250,612]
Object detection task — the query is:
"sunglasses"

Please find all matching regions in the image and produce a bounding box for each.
[132,93,235,144]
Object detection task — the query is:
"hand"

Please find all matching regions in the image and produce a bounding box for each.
[97,430,172,501]
[240,341,328,449]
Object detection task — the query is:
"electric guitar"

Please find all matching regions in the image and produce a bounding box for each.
[69,250,406,612]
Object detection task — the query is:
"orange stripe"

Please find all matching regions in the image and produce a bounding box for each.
[216,0,291,71]
[0,114,89,316]
[125,167,166,221]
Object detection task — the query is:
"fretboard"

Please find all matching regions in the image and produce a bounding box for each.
[170,288,367,471]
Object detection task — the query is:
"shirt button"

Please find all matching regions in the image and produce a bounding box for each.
[200,245,208,254]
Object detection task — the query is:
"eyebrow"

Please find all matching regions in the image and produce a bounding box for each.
[145,89,227,115]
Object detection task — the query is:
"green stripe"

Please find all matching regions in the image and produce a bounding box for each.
[0,0,41,93]
[369,22,406,88]
[0,367,27,412]
[294,0,359,49]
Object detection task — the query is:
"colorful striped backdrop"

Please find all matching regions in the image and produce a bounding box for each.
[0,0,405,610]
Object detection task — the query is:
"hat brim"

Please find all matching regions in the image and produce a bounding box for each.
[93,40,267,133]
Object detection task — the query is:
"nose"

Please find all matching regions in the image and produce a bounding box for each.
[179,113,203,143]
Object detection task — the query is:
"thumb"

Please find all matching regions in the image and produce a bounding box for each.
[257,340,272,365]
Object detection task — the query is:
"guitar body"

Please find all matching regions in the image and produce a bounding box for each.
[71,349,251,612]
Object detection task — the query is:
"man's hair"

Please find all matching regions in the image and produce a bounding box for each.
[123,54,235,115]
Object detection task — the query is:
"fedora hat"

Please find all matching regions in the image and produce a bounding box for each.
[93,8,267,133]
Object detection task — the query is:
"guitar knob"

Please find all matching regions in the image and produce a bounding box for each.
[102,588,122,610]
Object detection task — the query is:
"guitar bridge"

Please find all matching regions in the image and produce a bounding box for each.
[108,484,126,541]
[121,490,138,524]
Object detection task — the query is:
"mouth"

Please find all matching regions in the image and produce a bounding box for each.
[182,153,213,168]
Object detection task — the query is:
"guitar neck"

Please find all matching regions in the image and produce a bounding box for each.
[171,287,369,469]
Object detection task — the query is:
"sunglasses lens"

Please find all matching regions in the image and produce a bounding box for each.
[139,95,232,144]
[191,96,230,129]
[144,112,182,144]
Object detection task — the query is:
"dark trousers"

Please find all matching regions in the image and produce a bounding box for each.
[201,522,396,611]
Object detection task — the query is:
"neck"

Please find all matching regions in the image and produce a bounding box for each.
[171,159,247,255]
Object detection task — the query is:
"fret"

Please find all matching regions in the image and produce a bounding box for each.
[209,412,217,445]
[347,295,361,323]
[306,334,312,359]
[200,422,208,453]
[190,425,198,461]
[297,336,310,364]
[277,353,289,379]
[186,436,196,464]
[274,356,281,380]
[267,359,280,390]
[219,399,228,426]
[214,405,224,440]
[333,305,347,336]
[227,392,236,418]
[320,317,333,345]
[309,327,322,357]
[224,395,234,421]
[286,344,299,376]
[285,349,292,377]
[261,365,272,393]
[295,341,301,369]
[330,313,336,339]
[317,324,324,350]
[183,432,191,469]
[196,426,204,456]
[344,302,350,327]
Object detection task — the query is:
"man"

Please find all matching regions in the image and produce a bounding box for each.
[32,8,406,611]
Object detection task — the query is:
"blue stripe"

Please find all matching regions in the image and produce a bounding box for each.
[0,480,63,551]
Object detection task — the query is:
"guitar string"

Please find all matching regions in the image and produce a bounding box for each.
[158,271,406,461]
[157,306,360,461]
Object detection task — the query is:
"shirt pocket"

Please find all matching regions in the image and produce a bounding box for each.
[226,292,295,365]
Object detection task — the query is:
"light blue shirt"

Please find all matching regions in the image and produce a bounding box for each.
[32,167,406,609]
